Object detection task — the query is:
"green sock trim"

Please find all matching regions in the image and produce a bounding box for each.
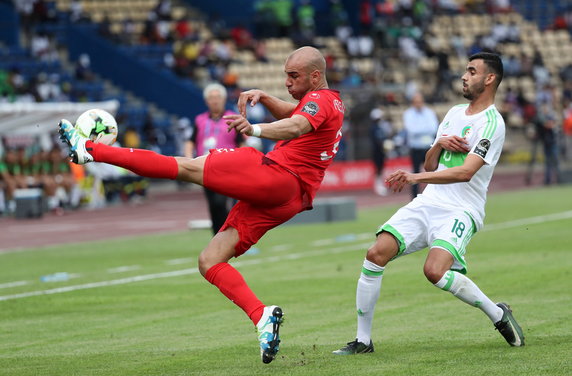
[440,270,455,291]
[361,267,383,277]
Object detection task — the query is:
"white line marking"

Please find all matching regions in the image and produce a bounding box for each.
[482,210,572,232]
[0,280,29,289]
[269,244,292,252]
[1,210,571,302]
[165,258,194,265]
[0,242,371,302]
[107,265,141,273]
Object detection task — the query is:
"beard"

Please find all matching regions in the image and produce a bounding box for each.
[463,80,486,100]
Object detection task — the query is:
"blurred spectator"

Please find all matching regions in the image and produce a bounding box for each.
[402,92,439,198]
[185,83,245,234]
[154,0,172,20]
[297,0,316,40]
[254,0,278,38]
[253,40,269,63]
[30,32,58,62]
[369,107,393,196]
[122,126,142,149]
[69,0,85,23]
[75,53,95,81]
[274,0,294,37]
[359,0,374,33]
[35,73,67,102]
[328,0,349,35]
[174,17,192,39]
[347,32,374,58]
[98,13,112,39]
[563,99,572,160]
[0,70,15,102]
[451,31,467,60]
[231,23,254,51]
[503,54,522,77]
[527,104,562,185]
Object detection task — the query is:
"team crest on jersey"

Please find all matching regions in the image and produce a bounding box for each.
[309,92,320,99]
[302,101,319,116]
[474,138,490,158]
[461,125,473,138]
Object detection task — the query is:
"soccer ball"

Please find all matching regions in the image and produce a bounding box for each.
[75,108,118,145]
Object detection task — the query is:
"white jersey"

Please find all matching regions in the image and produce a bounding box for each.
[416,103,505,230]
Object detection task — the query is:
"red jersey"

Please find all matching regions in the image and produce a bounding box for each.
[266,89,345,207]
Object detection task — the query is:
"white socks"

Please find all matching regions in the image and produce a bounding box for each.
[435,270,503,323]
[356,259,384,344]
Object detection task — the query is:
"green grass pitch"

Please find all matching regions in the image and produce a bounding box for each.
[1,186,571,375]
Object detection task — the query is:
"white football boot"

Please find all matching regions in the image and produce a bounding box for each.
[256,305,284,364]
[58,119,94,164]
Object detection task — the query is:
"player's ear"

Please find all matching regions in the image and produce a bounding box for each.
[310,69,320,83]
[485,73,496,87]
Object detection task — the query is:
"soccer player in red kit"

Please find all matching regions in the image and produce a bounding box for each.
[58,46,344,364]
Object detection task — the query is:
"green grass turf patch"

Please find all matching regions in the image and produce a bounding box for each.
[0,186,571,375]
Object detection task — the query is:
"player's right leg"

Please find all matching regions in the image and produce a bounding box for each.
[59,119,203,183]
[333,231,398,355]
[199,227,284,364]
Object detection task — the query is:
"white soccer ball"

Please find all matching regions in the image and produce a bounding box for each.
[75,108,118,145]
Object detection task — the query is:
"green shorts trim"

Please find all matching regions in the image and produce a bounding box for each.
[377,223,406,257]
[431,239,467,275]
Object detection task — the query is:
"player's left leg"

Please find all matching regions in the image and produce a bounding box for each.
[425,248,524,346]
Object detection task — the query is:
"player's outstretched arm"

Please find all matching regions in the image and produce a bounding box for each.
[225,114,312,141]
[237,89,297,120]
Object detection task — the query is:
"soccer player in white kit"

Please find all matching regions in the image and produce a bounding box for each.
[334,52,525,355]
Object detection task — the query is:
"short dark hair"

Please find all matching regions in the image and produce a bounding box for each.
[468,52,503,88]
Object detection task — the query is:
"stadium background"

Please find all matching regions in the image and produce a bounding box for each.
[1,0,571,217]
[0,2,572,375]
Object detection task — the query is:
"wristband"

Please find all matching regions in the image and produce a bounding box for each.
[251,124,262,137]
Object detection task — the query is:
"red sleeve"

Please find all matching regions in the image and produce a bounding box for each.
[291,92,330,131]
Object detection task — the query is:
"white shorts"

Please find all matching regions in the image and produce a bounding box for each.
[377,199,476,274]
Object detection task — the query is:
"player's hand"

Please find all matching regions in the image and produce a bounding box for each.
[385,169,416,193]
[438,135,470,153]
[237,89,266,117]
[224,114,254,135]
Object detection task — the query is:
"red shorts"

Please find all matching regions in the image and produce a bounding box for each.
[204,147,304,256]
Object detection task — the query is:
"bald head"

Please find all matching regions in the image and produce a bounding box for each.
[284,46,328,100]
[287,46,326,76]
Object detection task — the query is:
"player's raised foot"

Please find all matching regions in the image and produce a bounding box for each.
[332,339,374,355]
[58,119,93,164]
[494,302,525,347]
[256,305,284,364]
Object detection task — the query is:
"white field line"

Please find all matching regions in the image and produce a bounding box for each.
[107,265,141,273]
[1,210,571,302]
[0,242,371,302]
[0,280,29,289]
[481,210,572,232]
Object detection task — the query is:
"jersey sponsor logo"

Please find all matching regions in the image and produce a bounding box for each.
[333,99,345,113]
[301,101,320,116]
[473,139,490,158]
[309,92,320,99]
[442,121,450,129]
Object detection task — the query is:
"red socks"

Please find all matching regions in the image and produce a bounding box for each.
[87,141,179,180]
[205,263,265,325]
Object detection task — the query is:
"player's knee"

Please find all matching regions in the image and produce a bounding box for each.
[175,156,204,184]
[365,232,399,267]
[423,263,446,284]
[198,251,213,277]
